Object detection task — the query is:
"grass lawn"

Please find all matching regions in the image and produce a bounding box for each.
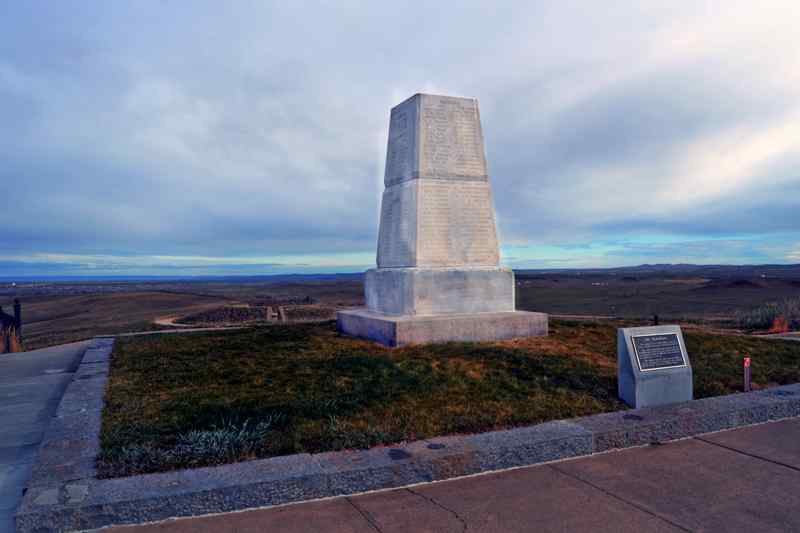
[98,320,800,478]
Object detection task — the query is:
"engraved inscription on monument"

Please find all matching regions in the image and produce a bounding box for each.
[416,180,499,267]
[631,333,687,371]
[384,97,418,186]
[387,113,409,176]
[376,182,417,268]
[419,95,487,180]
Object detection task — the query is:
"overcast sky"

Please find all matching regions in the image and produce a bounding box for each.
[1,1,799,276]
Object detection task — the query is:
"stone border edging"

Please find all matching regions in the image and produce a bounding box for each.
[15,336,800,532]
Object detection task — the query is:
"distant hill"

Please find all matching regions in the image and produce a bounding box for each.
[3,264,800,285]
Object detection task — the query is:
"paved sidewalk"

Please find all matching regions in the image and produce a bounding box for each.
[0,342,89,533]
[103,418,800,533]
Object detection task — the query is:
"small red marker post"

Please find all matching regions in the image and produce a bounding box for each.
[744,356,752,392]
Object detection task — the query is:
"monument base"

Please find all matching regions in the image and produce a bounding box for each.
[365,267,514,316]
[337,309,548,348]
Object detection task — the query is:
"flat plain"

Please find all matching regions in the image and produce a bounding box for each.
[3,265,800,349]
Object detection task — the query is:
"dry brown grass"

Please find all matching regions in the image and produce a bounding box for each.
[3,292,231,350]
[497,321,619,369]
[98,319,800,478]
[99,320,625,477]
[0,326,23,353]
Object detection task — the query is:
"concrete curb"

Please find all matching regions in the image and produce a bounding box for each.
[15,337,800,532]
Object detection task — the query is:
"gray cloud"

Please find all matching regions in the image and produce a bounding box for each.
[1,1,799,271]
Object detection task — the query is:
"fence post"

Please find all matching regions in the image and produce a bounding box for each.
[744,356,751,393]
[0,306,7,353]
[13,299,21,344]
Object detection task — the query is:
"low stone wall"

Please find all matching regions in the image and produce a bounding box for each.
[15,335,800,532]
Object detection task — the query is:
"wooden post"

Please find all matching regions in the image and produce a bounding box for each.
[13,299,21,344]
[0,306,6,354]
[744,357,751,393]
[1,327,7,353]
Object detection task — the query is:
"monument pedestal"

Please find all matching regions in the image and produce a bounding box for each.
[338,309,548,348]
[365,267,514,316]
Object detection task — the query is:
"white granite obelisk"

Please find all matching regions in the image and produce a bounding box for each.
[338,93,548,346]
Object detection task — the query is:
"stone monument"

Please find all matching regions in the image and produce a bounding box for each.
[337,93,548,347]
[618,325,693,408]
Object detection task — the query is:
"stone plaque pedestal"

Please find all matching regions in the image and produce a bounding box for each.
[337,93,548,347]
[618,325,693,408]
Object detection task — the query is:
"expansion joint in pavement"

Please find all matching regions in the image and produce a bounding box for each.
[694,436,800,473]
[345,497,384,533]
[547,463,695,533]
[405,487,468,532]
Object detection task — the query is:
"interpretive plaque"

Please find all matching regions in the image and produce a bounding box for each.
[631,333,687,371]
[618,326,692,408]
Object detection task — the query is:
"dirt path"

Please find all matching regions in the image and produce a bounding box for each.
[151,315,197,328]
[116,326,248,338]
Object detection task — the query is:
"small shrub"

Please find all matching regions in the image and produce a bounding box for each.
[736,298,800,331]
[99,415,286,476]
[0,326,23,353]
[174,416,284,464]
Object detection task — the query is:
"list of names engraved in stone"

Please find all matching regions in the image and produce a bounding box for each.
[385,112,410,183]
[385,98,419,185]
[377,185,416,267]
[417,180,499,266]
[420,97,487,179]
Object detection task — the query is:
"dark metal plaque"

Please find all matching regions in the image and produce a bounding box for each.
[631,333,686,371]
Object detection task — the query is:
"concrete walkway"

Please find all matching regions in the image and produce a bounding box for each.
[0,342,89,533]
[103,417,800,533]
